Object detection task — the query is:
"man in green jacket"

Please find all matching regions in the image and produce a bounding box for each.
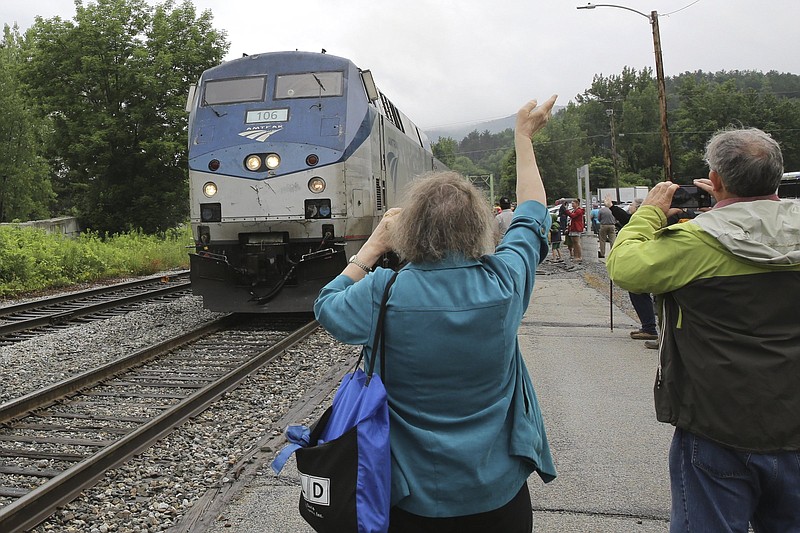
[607,127,800,533]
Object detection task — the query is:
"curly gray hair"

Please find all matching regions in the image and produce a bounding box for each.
[391,171,496,263]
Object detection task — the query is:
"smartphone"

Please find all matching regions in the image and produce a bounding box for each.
[670,185,713,209]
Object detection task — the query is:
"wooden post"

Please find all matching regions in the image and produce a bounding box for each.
[651,11,673,181]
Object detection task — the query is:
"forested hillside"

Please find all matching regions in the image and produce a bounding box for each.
[433,68,800,202]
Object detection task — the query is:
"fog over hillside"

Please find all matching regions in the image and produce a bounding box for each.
[425,105,566,143]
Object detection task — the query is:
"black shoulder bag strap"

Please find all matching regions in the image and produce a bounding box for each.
[365,270,399,385]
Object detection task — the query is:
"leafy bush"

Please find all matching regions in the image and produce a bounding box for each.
[0,225,192,298]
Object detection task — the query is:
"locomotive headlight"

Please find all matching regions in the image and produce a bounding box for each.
[245,155,262,171]
[202,182,218,198]
[308,177,326,193]
[265,153,281,170]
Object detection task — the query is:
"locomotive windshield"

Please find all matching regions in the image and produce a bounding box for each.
[203,76,266,105]
[275,71,343,99]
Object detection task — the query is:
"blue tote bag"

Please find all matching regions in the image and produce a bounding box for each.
[272,271,398,533]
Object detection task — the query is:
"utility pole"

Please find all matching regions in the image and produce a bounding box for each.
[577,3,673,181]
[606,108,620,202]
[466,174,495,205]
[650,10,672,181]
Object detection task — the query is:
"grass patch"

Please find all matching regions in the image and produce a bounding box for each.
[0,225,192,298]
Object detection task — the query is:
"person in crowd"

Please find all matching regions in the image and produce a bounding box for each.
[314,96,559,533]
[557,199,569,236]
[607,127,800,532]
[549,215,563,261]
[590,204,600,234]
[567,199,584,262]
[596,200,617,259]
[605,197,658,342]
[496,196,515,237]
[563,200,577,260]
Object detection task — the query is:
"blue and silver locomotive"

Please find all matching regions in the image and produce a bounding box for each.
[186,51,445,312]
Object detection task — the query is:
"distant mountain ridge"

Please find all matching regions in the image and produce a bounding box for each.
[425,105,565,143]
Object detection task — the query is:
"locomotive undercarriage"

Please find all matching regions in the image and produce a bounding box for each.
[189,233,347,313]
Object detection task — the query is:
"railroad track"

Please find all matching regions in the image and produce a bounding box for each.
[0,271,192,345]
[0,313,318,533]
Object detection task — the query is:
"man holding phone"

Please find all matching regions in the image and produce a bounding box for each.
[606,127,800,532]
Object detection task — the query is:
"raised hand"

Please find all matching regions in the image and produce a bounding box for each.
[515,95,558,139]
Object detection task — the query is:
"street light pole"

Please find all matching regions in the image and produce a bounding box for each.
[649,11,673,181]
[577,3,673,181]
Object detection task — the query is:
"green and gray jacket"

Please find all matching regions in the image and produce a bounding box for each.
[607,200,800,452]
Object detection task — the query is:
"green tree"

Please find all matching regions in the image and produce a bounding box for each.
[498,148,516,199]
[0,24,54,222]
[576,67,656,158]
[441,128,516,185]
[432,137,457,168]
[617,84,662,183]
[488,106,592,203]
[587,156,617,192]
[23,0,228,234]
[533,106,592,200]
[671,74,800,177]
[474,129,514,183]
[451,155,483,177]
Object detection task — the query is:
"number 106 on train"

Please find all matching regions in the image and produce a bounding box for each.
[246,108,289,123]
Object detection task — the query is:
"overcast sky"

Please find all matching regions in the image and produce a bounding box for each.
[3,1,799,129]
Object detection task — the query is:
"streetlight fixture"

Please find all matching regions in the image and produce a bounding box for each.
[577,3,673,181]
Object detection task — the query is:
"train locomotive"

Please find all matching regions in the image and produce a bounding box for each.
[186,51,446,313]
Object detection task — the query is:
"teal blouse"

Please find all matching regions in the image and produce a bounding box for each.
[314,200,557,517]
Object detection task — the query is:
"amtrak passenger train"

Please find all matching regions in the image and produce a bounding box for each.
[186,51,446,313]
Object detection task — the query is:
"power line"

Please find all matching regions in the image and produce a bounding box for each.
[661,0,702,17]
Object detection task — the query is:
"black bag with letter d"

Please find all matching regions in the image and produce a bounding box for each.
[272,272,398,533]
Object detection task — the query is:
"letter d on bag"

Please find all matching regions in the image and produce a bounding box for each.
[300,472,330,506]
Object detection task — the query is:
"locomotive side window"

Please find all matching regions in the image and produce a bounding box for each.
[379,93,405,133]
[275,71,343,99]
[203,76,266,106]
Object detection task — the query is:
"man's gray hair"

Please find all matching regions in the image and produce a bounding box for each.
[704,127,784,197]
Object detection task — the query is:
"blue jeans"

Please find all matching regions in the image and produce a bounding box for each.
[669,427,800,533]
[628,292,657,335]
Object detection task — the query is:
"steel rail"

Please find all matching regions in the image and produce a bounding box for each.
[0,319,319,533]
[0,270,189,318]
[0,314,237,424]
[0,281,192,338]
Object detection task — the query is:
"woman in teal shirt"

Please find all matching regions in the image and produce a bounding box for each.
[314,96,558,532]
